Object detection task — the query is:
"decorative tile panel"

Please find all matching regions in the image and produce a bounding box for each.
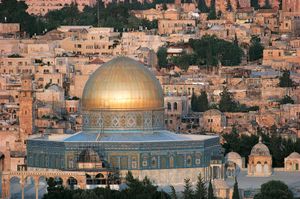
[82,109,164,131]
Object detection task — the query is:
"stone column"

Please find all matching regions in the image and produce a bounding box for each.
[34,176,39,199]
[78,175,86,189]
[2,176,10,199]
[62,177,68,188]
[20,178,25,199]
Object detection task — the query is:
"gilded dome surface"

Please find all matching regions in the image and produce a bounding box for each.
[82,57,164,111]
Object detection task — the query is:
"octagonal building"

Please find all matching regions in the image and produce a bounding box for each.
[27,57,223,186]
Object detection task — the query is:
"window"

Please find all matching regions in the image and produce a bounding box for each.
[173,102,178,111]
[170,156,174,168]
[151,157,157,168]
[187,155,192,167]
[167,102,171,111]
[132,156,137,169]
[142,156,148,167]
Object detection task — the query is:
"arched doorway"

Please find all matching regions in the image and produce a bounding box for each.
[38,176,47,199]
[24,176,35,199]
[10,176,21,199]
[86,173,106,189]
[54,177,63,186]
[67,177,78,190]
[263,162,269,174]
[95,173,105,185]
[256,161,262,173]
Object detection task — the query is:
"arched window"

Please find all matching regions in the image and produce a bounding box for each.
[186,155,192,166]
[142,156,148,167]
[173,102,178,111]
[167,102,171,111]
[151,157,157,168]
[263,163,269,174]
[256,161,262,173]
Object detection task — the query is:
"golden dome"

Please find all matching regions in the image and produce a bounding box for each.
[82,57,164,111]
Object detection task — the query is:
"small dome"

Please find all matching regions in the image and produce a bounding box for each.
[225,152,242,161]
[250,137,271,156]
[82,57,164,111]
[203,109,222,116]
[78,149,100,163]
[286,152,300,159]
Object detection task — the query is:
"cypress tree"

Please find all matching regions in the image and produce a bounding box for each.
[207,179,214,199]
[251,0,259,9]
[191,92,199,112]
[170,185,178,199]
[232,177,240,199]
[182,178,194,199]
[194,173,207,199]
[208,0,217,20]
[219,86,237,112]
[234,34,239,47]
[198,0,209,12]
[198,91,209,112]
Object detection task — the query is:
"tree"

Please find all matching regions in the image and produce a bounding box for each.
[279,95,294,104]
[279,70,294,87]
[219,87,237,112]
[222,126,241,153]
[254,180,294,199]
[208,0,217,20]
[46,177,57,192]
[198,0,209,12]
[170,185,178,199]
[0,0,43,35]
[207,179,214,199]
[172,52,193,71]
[232,177,240,199]
[249,36,264,61]
[182,178,194,199]
[251,0,259,9]
[198,91,209,112]
[189,35,243,67]
[234,34,239,47]
[157,47,168,68]
[163,3,168,10]
[191,92,199,112]
[194,173,207,199]
[279,0,283,10]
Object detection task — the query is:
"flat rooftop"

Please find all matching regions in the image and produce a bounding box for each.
[29,130,219,143]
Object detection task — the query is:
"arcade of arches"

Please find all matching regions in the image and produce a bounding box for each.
[1,170,116,199]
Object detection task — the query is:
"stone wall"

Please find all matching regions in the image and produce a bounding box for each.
[120,167,208,185]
